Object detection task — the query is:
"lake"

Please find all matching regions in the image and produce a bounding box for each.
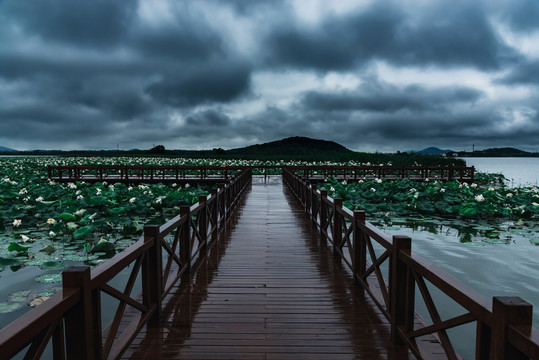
[380,157,539,358]
[464,157,539,187]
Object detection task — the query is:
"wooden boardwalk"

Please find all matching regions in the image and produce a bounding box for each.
[121,177,415,359]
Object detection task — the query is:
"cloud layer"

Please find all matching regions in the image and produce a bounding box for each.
[0,0,538,152]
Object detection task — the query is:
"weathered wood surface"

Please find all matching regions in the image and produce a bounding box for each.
[121,177,417,359]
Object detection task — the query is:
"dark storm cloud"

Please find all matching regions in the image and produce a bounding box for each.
[499,60,539,86]
[503,0,539,32]
[3,0,136,48]
[301,82,483,113]
[186,109,231,126]
[145,61,251,106]
[265,2,516,71]
[0,0,537,151]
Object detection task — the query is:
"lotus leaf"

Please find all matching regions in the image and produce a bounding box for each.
[58,213,77,221]
[8,242,30,254]
[34,273,62,284]
[73,225,95,240]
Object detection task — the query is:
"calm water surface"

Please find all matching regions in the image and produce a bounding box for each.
[464,157,539,187]
[383,157,539,358]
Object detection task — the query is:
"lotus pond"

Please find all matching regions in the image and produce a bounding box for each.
[1,156,538,336]
[0,156,390,326]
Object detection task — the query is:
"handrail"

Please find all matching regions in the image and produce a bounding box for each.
[0,167,252,359]
[283,167,538,360]
[47,164,475,183]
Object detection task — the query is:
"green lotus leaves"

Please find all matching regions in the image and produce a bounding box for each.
[91,238,116,254]
[34,273,63,284]
[73,225,95,240]
[0,257,21,266]
[8,242,30,254]
[58,213,77,221]
[39,260,65,270]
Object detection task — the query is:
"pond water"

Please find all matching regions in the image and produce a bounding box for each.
[376,157,539,358]
[463,157,539,187]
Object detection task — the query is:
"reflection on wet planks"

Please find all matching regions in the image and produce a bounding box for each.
[122,179,416,359]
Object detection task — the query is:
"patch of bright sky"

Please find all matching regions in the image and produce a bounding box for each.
[289,0,373,24]
[495,22,539,59]
[376,61,533,103]
[136,0,176,26]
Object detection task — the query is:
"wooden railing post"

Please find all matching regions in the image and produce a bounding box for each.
[310,184,317,223]
[491,297,533,360]
[390,235,413,345]
[143,224,162,326]
[320,189,328,242]
[198,195,208,251]
[210,188,219,237]
[304,180,311,216]
[63,266,99,360]
[180,205,191,275]
[333,198,343,254]
[353,210,366,286]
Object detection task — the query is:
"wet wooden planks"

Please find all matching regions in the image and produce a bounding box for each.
[122,178,416,359]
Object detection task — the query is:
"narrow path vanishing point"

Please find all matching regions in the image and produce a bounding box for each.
[122,177,415,359]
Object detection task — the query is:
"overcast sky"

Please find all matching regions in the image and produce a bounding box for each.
[1,0,539,152]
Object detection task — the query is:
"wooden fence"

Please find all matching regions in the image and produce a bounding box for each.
[284,165,475,182]
[283,168,539,360]
[47,165,247,184]
[48,165,475,184]
[0,168,252,360]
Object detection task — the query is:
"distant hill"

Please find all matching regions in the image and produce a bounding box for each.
[226,136,352,157]
[457,147,538,157]
[415,147,454,155]
[0,146,17,152]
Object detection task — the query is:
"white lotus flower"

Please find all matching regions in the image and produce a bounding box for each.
[370,188,376,192]
[185,183,190,188]
[475,194,485,202]
[49,231,56,237]
[21,235,30,242]
[68,183,77,189]
[341,180,347,185]
[155,197,162,204]
[376,178,382,184]
[47,218,56,225]
[35,196,44,202]
[488,187,495,191]
[77,195,84,200]
[13,219,22,227]
[172,183,177,188]
[532,202,539,206]
[129,197,136,203]
[440,188,446,192]
[128,186,133,191]
[471,183,478,188]
[330,187,335,192]
[506,193,513,198]
[19,188,28,195]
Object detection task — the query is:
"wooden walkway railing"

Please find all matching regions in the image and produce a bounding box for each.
[284,165,475,182]
[0,168,252,360]
[47,165,475,184]
[47,165,247,185]
[283,168,539,360]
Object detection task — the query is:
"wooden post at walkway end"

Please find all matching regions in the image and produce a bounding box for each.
[144,224,163,326]
[63,266,99,360]
[180,205,192,275]
[491,296,532,360]
[320,189,328,242]
[333,198,343,255]
[352,210,366,286]
[390,235,412,345]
